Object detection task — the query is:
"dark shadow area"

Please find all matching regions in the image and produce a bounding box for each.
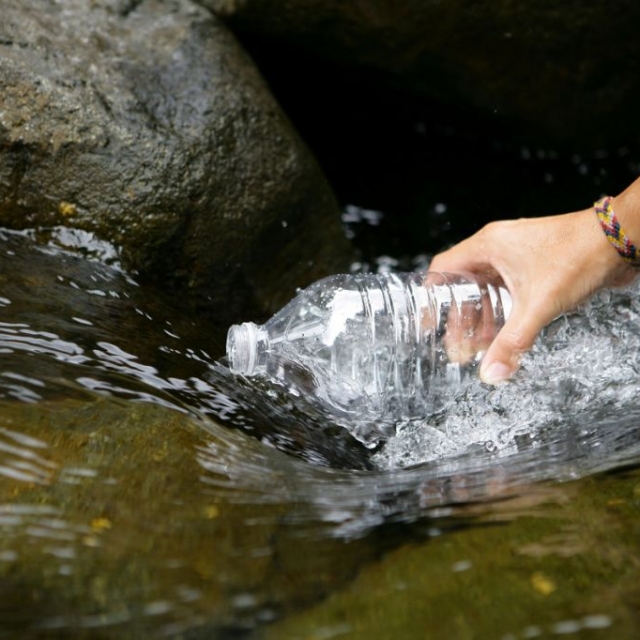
[239,37,640,263]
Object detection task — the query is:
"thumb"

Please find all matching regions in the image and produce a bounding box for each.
[479,303,546,385]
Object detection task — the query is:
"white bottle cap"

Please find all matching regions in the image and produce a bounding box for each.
[226,322,259,374]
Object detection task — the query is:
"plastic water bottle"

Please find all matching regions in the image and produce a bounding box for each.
[226,272,512,444]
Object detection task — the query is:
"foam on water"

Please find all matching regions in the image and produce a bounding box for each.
[373,282,640,470]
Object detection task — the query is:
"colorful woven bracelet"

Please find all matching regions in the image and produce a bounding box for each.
[594,196,640,266]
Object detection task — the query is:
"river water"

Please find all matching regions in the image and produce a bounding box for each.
[1,226,640,639]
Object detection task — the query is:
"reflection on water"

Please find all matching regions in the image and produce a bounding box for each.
[1,228,640,638]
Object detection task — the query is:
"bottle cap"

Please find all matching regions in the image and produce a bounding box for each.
[226,322,260,374]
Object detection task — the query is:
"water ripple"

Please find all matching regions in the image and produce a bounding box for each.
[2,226,640,539]
[0,427,57,485]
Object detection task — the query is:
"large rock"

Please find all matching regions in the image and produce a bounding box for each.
[205,0,640,146]
[0,0,352,321]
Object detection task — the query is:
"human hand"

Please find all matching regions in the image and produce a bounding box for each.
[429,206,638,384]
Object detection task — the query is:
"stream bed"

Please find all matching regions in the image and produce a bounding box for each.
[1,226,640,640]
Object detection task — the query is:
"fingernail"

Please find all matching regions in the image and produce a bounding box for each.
[480,361,512,385]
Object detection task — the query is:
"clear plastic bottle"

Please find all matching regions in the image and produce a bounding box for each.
[226,272,512,444]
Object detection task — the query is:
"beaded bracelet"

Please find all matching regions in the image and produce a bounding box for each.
[594,196,640,266]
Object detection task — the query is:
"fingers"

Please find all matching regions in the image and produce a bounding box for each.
[429,240,486,276]
[429,213,617,385]
[429,224,506,289]
[479,299,553,385]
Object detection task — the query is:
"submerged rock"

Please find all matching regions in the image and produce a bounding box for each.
[206,0,640,146]
[0,397,379,637]
[0,0,352,322]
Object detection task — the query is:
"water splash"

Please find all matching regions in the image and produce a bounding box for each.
[374,284,640,470]
[3,226,640,486]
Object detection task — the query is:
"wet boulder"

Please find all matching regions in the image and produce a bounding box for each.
[0,0,352,321]
[205,0,640,146]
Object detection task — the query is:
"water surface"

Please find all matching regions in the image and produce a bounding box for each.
[1,228,640,639]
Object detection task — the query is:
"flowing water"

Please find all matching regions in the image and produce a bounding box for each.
[2,227,640,639]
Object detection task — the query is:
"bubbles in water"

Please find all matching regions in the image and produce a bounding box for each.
[374,282,640,470]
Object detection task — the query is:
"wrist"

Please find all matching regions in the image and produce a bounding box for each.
[575,207,634,285]
[595,196,640,267]
[613,178,640,251]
